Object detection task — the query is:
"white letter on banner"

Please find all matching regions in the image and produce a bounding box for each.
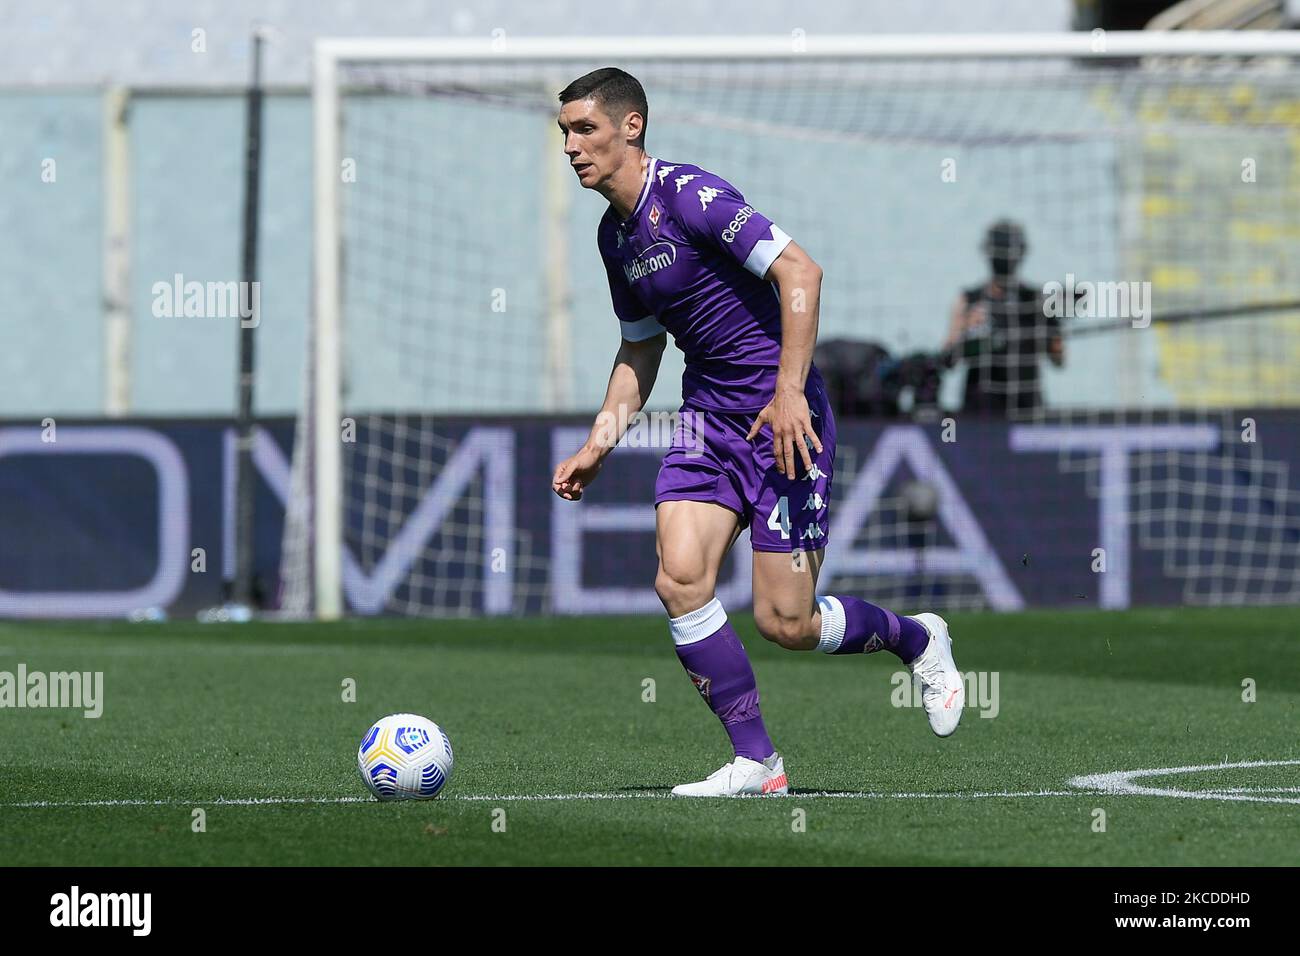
[819,426,1023,611]
[550,426,752,614]
[1009,424,1217,609]
[0,427,189,616]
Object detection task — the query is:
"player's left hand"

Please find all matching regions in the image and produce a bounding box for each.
[746,386,822,480]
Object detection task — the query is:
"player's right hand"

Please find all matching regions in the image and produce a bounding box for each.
[552,447,604,501]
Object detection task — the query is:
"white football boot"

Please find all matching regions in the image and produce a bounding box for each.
[905,613,964,737]
[671,753,789,797]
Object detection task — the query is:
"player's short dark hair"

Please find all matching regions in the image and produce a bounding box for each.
[558,68,648,148]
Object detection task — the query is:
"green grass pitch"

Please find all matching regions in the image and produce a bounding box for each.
[1,608,1297,866]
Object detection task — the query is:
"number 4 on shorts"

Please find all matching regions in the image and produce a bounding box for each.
[767,496,791,540]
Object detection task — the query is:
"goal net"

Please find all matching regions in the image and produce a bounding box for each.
[284,33,1300,619]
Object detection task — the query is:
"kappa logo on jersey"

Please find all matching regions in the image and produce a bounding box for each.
[721,205,756,243]
[622,240,677,283]
[805,463,827,480]
[802,492,825,511]
[697,185,720,211]
[656,164,679,185]
[800,524,825,541]
[674,173,699,193]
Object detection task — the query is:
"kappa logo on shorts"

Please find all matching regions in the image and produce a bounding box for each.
[686,668,712,703]
[799,524,825,541]
[802,492,825,511]
[805,464,827,480]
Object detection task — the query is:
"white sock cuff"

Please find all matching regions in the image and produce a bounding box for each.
[668,598,727,646]
[816,595,846,653]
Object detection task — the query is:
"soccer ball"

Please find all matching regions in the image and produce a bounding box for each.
[357,713,454,800]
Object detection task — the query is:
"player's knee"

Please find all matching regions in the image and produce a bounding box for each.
[754,607,813,649]
[655,563,714,616]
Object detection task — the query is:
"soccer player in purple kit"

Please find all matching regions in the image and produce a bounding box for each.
[552,68,965,796]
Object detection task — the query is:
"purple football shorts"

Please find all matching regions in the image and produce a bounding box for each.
[654,371,836,553]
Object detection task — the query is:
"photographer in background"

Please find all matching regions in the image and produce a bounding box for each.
[942,220,1064,416]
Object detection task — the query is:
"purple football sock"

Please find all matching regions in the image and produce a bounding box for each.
[669,598,774,763]
[815,594,930,663]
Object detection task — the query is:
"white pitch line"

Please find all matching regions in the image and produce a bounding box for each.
[6,761,1297,809]
[1068,759,1300,806]
[452,789,1079,802]
[0,789,1079,809]
[0,796,374,809]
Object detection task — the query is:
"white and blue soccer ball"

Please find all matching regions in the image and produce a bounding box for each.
[357,713,454,800]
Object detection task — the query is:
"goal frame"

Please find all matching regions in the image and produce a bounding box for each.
[309,30,1300,620]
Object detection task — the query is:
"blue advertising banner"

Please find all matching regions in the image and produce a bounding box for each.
[1,412,1296,617]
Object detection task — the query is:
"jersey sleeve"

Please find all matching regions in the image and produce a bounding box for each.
[673,171,793,279]
[598,226,666,342]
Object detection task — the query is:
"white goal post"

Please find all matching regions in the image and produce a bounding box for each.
[302,31,1300,621]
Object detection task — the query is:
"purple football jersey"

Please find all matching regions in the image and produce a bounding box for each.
[598,158,796,412]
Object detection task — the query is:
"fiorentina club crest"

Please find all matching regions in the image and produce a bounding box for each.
[648,200,661,234]
[686,668,711,703]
